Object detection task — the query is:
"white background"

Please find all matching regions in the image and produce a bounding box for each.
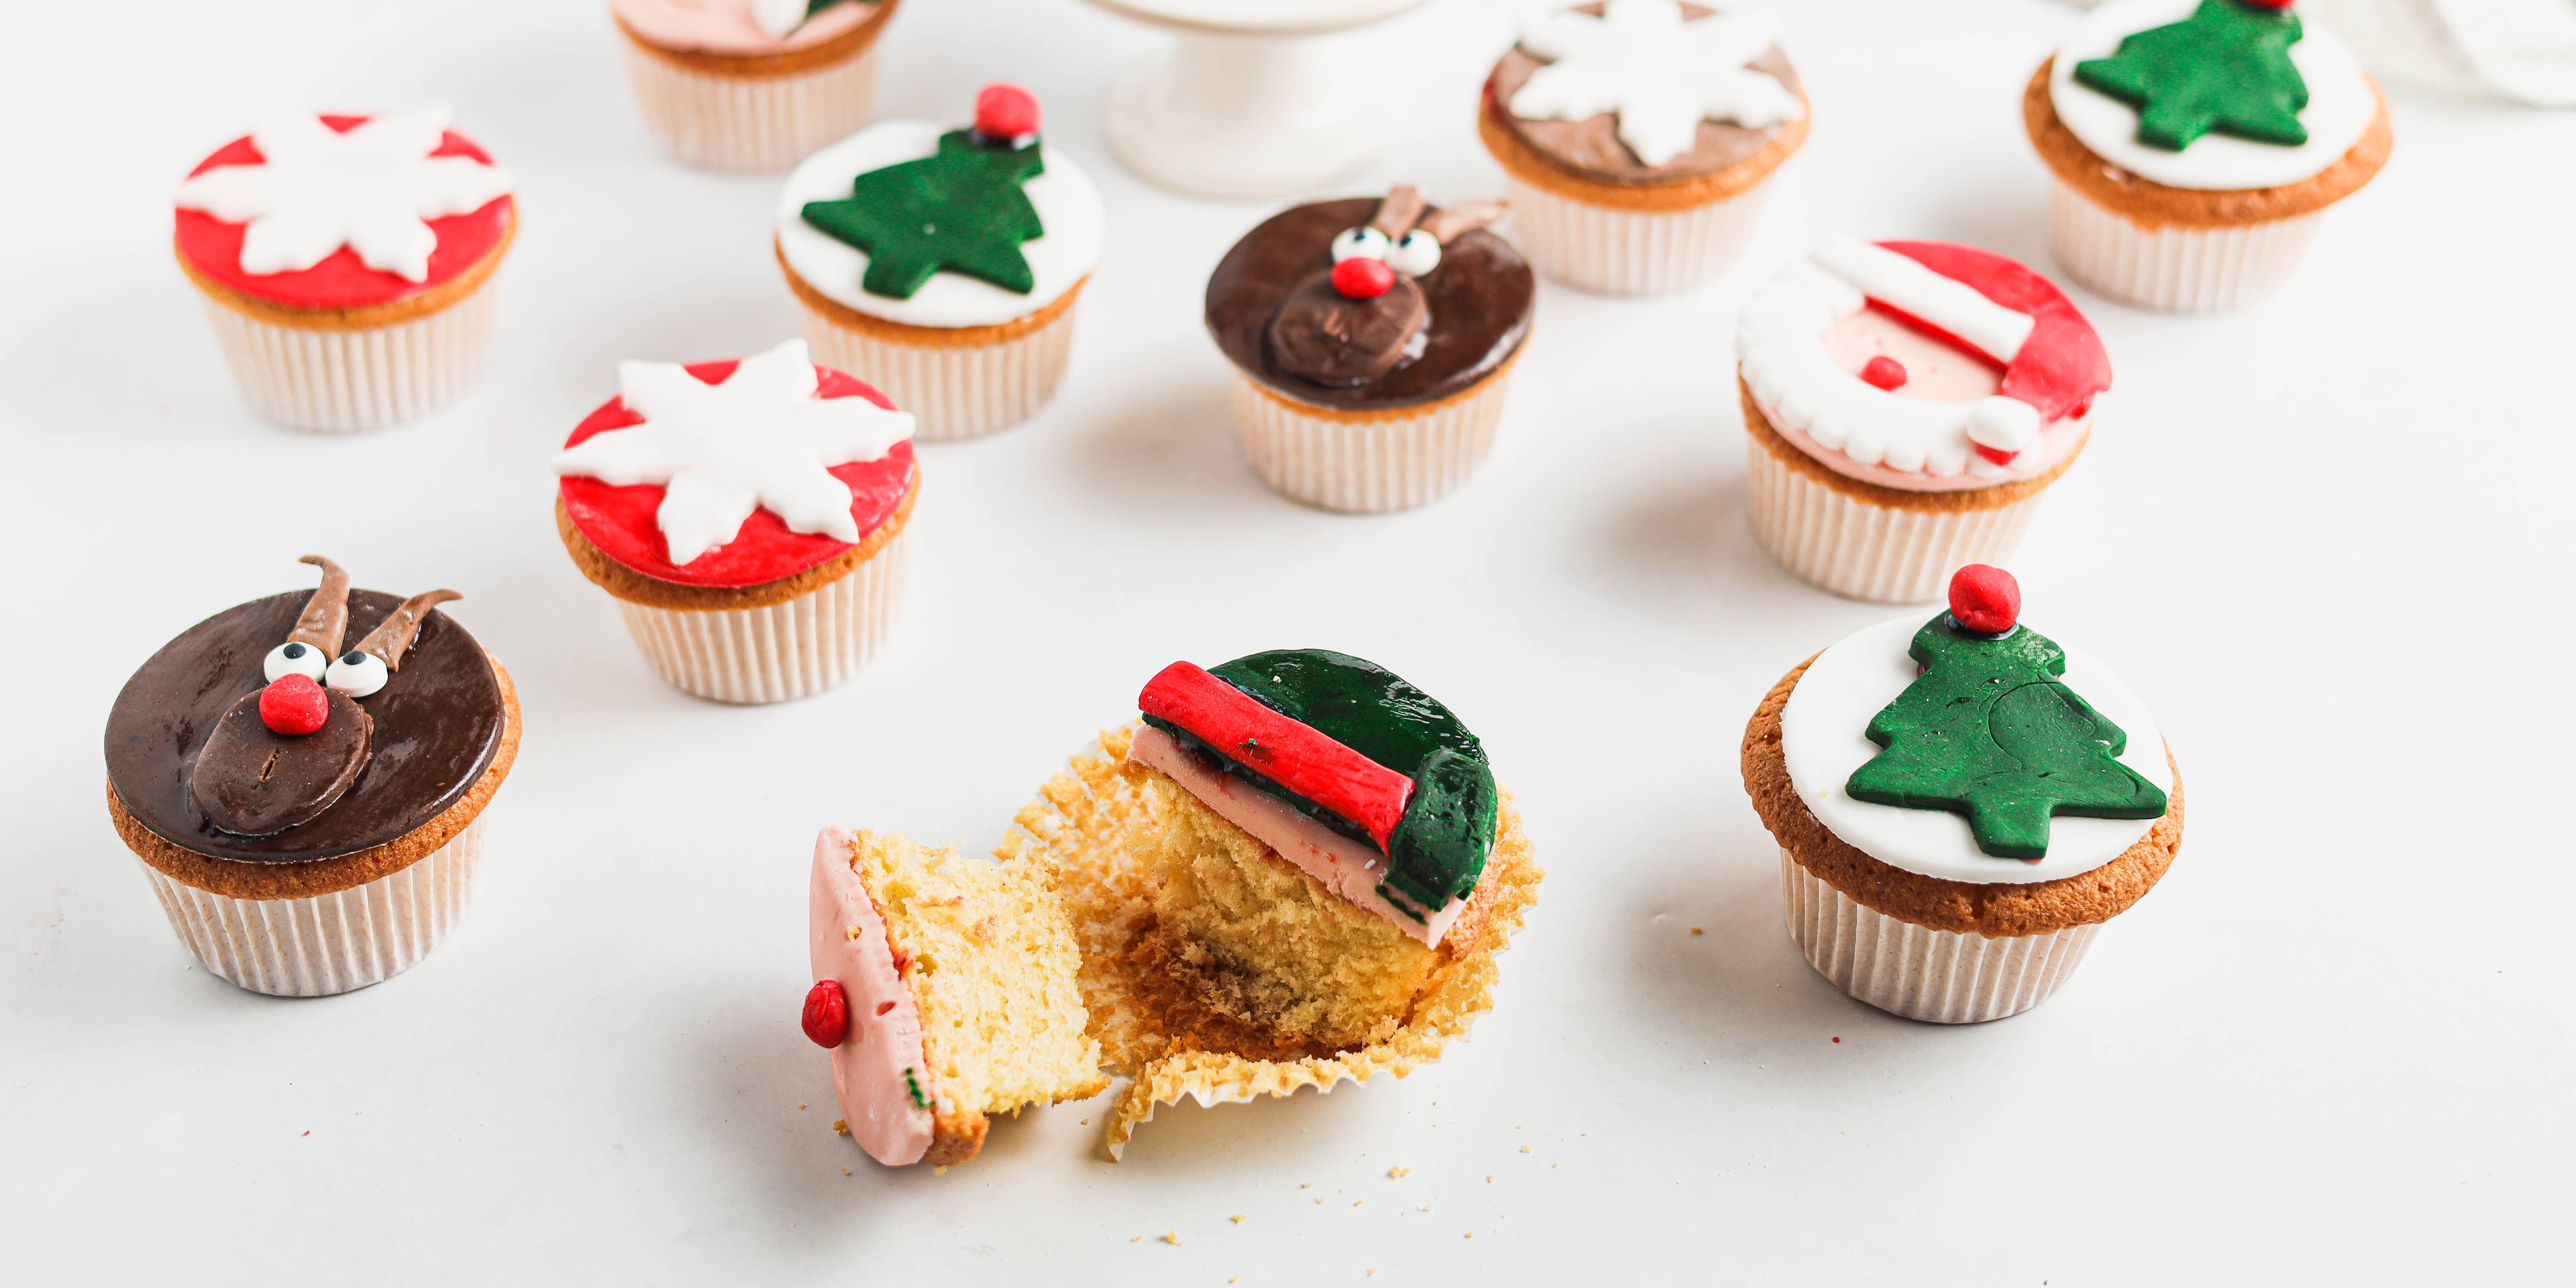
[4,1,2569,1282]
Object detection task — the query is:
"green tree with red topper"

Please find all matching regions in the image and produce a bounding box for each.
[2074,0,2311,151]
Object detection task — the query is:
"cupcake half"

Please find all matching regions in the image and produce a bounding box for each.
[804,827,1105,1168]
[777,84,1102,441]
[1742,566,2183,1023]
[105,557,519,996]
[1205,189,1535,512]
[1479,0,1808,294]
[174,107,517,432]
[1733,238,2112,603]
[614,0,901,172]
[554,338,918,704]
[2027,0,2392,312]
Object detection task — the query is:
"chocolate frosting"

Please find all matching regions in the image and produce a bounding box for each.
[1207,198,1535,411]
[105,590,506,863]
[1486,3,1803,186]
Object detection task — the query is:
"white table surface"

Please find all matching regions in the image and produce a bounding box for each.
[5,1,2569,1281]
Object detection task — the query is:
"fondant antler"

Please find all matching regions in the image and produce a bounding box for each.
[1417,201,1506,245]
[352,590,462,670]
[1367,185,1428,239]
[286,555,351,655]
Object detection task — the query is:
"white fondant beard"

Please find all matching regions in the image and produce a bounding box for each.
[1778,616,2172,885]
[173,106,513,282]
[2049,0,2375,191]
[1510,0,1803,168]
[777,121,1105,328]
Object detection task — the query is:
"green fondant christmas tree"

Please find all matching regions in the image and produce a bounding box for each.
[2074,0,2310,151]
[800,85,1047,299]
[1844,566,2168,859]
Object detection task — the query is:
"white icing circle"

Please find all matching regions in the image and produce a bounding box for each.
[1778,615,2172,885]
[2049,0,2375,191]
[777,121,1105,328]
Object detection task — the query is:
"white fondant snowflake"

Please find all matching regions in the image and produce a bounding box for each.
[554,340,917,566]
[174,106,514,282]
[1511,0,1805,168]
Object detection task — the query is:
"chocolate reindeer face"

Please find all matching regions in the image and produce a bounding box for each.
[187,556,462,837]
[1265,186,1506,388]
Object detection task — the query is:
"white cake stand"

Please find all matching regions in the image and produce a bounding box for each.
[1081,0,1436,200]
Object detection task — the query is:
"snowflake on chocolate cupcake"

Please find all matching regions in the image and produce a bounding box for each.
[1271,186,1507,388]
[1510,0,1804,168]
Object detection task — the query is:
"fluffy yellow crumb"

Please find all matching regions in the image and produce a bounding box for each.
[833,1120,849,1136]
[1230,1214,1244,1224]
[1519,1144,1531,1154]
[1485,1174,1495,1182]
[1163,1229,1180,1245]
[1353,1199,1363,1208]
[796,1102,806,1110]
[1130,1236,1142,1243]
[841,1168,851,1177]
[932,1166,948,1176]
[1387,1166,1410,1178]
[1465,1232,1476,1239]
[1690,926,1705,935]
[1300,1182,1311,1189]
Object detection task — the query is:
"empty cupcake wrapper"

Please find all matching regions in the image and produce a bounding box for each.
[197,278,500,433]
[798,297,1080,442]
[1780,849,2101,1024]
[137,815,486,998]
[1499,175,1774,297]
[621,41,883,172]
[1229,368,1515,514]
[2047,178,2328,314]
[1744,428,2047,604]
[613,524,913,705]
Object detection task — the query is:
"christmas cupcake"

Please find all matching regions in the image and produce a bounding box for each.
[1002,649,1543,1157]
[776,84,1102,441]
[1742,566,2184,1022]
[1733,238,2112,603]
[174,107,517,432]
[614,0,900,172]
[104,557,520,997]
[1205,187,1534,513]
[2027,0,2392,312]
[1479,0,1808,295]
[804,827,1105,1168]
[554,338,918,704]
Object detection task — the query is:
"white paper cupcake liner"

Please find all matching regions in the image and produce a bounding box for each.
[614,524,912,704]
[1229,368,1515,513]
[2047,178,2327,313]
[1780,849,2100,1024]
[1499,174,1773,296]
[1744,429,2047,604]
[137,815,485,998]
[621,40,883,172]
[197,278,500,433]
[798,297,1080,442]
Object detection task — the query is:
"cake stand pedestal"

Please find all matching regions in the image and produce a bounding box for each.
[1081,0,1435,200]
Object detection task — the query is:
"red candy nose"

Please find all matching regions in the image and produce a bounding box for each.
[1860,356,1908,390]
[1949,564,2021,635]
[974,83,1041,140]
[259,674,330,736]
[802,979,850,1049]
[1332,256,1395,300]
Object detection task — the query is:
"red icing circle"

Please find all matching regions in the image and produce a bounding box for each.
[559,360,916,590]
[1875,240,2112,423]
[174,115,515,311]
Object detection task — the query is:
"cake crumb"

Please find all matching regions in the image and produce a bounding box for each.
[1130,1236,1142,1243]
[841,1168,851,1176]
[1519,1144,1531,1154]
[1230,1214,1244,1224]
[833,1120,849,1136]
[1387,1165,1410,1178]
[1300,1182,1311,1189]
[1163,1229,1180,1245]
[1353,1199,1364,1207]
[932,1166,948,1176]
[1485,1175,1494,1182]
[1465,1232,1476,1239]
[797,1102,806,1110]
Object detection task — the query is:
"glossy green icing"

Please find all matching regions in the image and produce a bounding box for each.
[2074,0,2309,152]
[1845,616,2169,860]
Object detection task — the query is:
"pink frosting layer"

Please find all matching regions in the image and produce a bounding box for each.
[612,0,875,54]
[809,826,935,1167]
[1763,308,2087,493]
[1128,725,1465,948]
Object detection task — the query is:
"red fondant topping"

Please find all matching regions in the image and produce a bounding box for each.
[1876,240,2112,424]
[259,675,330,736]
[1332,256,1395,301]
[1949,564,2022,635]
[1138,661,1414,853]
[973,83,1042,140]
[2239,0,2295,9]
[1860,355,1909,390]
[802,979,850,1049]
[558,361,917,589]
[174,115,515,311]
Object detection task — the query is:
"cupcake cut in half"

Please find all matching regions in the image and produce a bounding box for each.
[1205,188,1534,513]
[2027,0,2391,311]
[1742,565,2184,1023]
[1479,0,1809,294]
[1733,238,2112,603]
[104,557,519,996]
[614,0,902,172]
[777,83,1102,441]
[553,338,919,704]
[173,107,516,431]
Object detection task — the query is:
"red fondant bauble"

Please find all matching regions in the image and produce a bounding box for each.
[259,674,331,736]
[1332,256,1395,301]
[974,83,1042,140]
[802,979,850,1049]
[1949,564,2022,635]
[1861,356,1908,390]
[2237,0,2295,9]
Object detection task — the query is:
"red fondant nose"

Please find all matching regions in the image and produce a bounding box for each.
[259,674,330,736]
[1948,564,2022,635]
[803,979,850,1049]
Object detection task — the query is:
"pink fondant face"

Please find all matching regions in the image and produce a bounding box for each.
[1821,307,2002,405]
[808,826,935,1167]
[612,0,876,55]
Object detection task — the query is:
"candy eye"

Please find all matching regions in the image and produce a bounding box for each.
[1385,228,1442,277]
[1330,226,1390,264]
[325,650,388,698]
[262,641,328,683]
